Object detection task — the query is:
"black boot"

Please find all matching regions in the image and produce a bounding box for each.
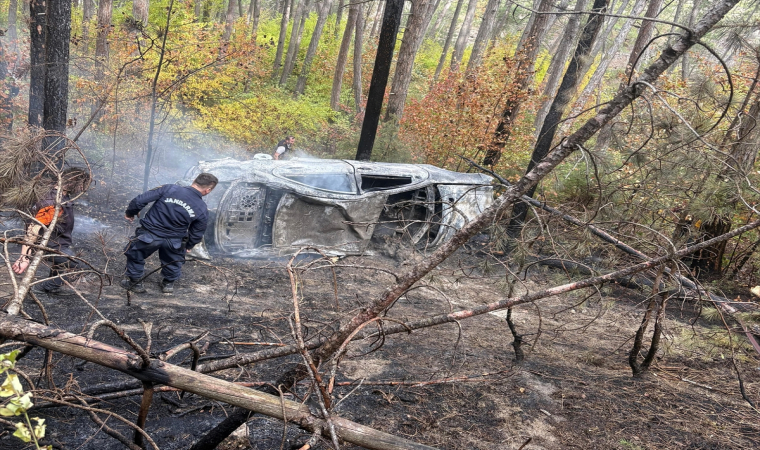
[120,278,146,294]
[160,279,174,294]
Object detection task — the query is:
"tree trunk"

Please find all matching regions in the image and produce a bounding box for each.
[533,0,589,139]
[465,0,501,74]
[272,0,292,79]
[353,1,365,113]
[370,0,386,38]
[333,0,345,38]
[95,0,113,60]
[330,0,358,110]
[7,0,19,52]
[82,0,94,43]
[355,0,404,160]
[486,0,509,48]
[594,0,665,151]
[563,0,646,132]
[623,0,664,82]
[28,0,46,127]
[515,0,535,49]
[223,0,237,42]
[449,0,477,71]
[726,94,760,175]
[295,0,334,95]
[507,0,609,238]
[43,0,72,139]
[541,0,570,40]
[428,0,453,40]
[132,0,149,28]
[483,0,552,166]
[384,0,438,121]
[279,0,312,86]
[249,0,260,38]
[588,0,630,60]
[433,0,463,81]
[144,0,174,192]
[0,41,13,131]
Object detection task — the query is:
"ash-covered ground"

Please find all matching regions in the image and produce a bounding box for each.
[1,155,759,450]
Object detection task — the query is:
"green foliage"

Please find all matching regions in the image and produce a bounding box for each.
[193,88,342,150]
[0,351,50,449]
[533,48,552,85]
[554,169,596,208]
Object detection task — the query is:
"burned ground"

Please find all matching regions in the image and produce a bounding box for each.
[1,163,759,450]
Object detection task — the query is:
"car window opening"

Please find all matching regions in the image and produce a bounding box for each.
[282,173,355,193]
[361,175,413,191]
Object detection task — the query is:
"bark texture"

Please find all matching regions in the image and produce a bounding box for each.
[279,0,313,85]
[563,0,647,132]
[43,0,72,138]
[595,0,665,151]
[0,313,439,450]
[95,0,113,60]
[433,0,464,81]
[465,0,500,74]
[353,1,365,113]
[0,41,12,131]
[295,0,334,95]
[384,0,438,120]
[507,0,609,237]
[483,0,552,166]
[334,0,345,37]
[533,0,589,138]
[132,0,149,28]
[370,0,386,38]
[449,0,477,70]
[28,0,46,127]
[331,0,359,110]
[7,0,19,49]
[272,0,292,79]
[355,0,404,160]
[223,0,237,42]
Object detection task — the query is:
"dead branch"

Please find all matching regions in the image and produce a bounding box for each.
[287,250,340,448]
[87,319,150,368]
[198,215,760,374]
[39,395,159,450]
[0,313,439,450]
[308,0,743,365]
[134,381,154,447]
[158,331,209,361]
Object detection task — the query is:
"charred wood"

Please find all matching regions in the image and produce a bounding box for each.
[0,314,439,450]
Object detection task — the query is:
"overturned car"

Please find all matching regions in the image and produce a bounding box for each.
[181,157,494,258]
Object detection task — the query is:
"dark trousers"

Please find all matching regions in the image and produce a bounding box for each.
[123,230,186,282]
[41,247,82,290]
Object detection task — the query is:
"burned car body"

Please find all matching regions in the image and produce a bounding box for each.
[181,158,493,258]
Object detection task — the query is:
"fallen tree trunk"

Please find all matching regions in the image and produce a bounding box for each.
[0,313,438,450]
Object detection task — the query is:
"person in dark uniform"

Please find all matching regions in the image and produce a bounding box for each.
[121,173,218,294]
[12,167,91,295]
[272,136,295,160]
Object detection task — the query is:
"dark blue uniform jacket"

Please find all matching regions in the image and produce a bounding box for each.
[125,184,208,249]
